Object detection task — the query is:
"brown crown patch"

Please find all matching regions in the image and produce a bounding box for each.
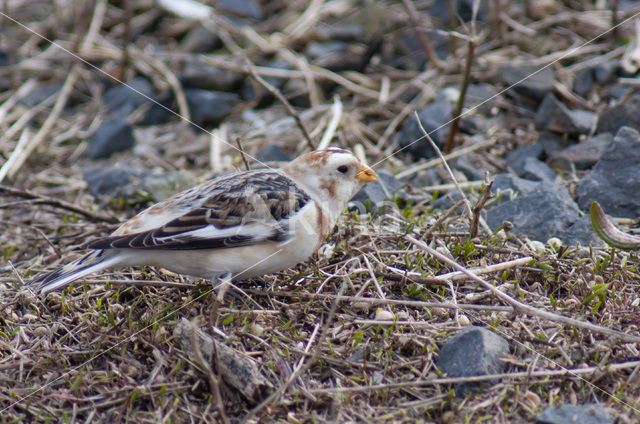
[303,149,350,167]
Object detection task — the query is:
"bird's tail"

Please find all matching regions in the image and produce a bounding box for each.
[28,250,121,295]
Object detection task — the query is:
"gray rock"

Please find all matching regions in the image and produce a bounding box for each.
[398,90,453,159]
[492,174,539,198]
[218,0,262,20]
[500,64,554,102]
[538,131,572,157]
[593,60,618,84]
[306,41,350,62]
[519,157,557,182]
[465,83,499,114]
[454,155,486,181]
[573,60,618,98]
[547,132,613,171]
[430,0,485,22]
[140,89,239,127]
[432,190,466,214]
[316,24,365,42]
[573,67,594,98]
[103,77,153,113]
[436,327,509,396]
[536,403,612,424]
[84,165,150,197]
[180,25,222,53]
[487,180,581,242]
[505,142,545,174]
[606,84,632,101]
[186,89,240,126]
[576,126,640,218]
[180,59,243,91]
[138,90,176,125]
[352,170,402,212]
[129,171,198,203]
[19,84,62,107]
[534,94,595,134]
[87,118,135,159]
[564,214,604,247]
[84,165,197,204]
[255,144,292,163]
[597,93,640,134]
[241,58,291,105]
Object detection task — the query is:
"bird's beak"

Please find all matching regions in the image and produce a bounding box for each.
[357,166,378,183]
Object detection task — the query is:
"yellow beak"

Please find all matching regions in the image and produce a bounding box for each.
[357,166,378,183]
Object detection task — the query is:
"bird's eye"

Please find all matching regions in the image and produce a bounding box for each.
[337,165,349,174]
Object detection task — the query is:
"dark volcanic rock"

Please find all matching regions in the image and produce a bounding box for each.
[597,93,640,134]
[536,403,612,424]
[87,117,135,159]
[84,165,151,197]
[255,144,292,163]
[505,142,545,173]
[84,165,196,203]
[103,77,153,113]
[538,131,571,157]
[499,64,554,102]
[547,132,613,171]
[492,174,539,198]
[576,126,640,218]
[436,327,508,396]
[518,157,557,182]
[352,170,402,212]
[180,59,243,91]
[573,60,618,98]
[487,179,582,243]
[219,0,263,20]
[430,0,485,22]
[180,25,222,53]
[398,90,454,159]
[185,89,240,126]
[573,67,594,98]
[139,89,240,126]
[534,94,595,134]
[19,84,62,107]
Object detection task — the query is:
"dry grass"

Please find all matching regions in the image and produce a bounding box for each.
[1,1,640,423]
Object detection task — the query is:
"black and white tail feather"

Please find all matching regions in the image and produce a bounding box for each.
[29,250,120,295]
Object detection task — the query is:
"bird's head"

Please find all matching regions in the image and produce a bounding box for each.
[283,148,377,208]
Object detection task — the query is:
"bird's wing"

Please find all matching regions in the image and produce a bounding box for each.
[85,170,311,250]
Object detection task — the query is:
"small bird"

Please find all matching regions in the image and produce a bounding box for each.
[29,148,377,295]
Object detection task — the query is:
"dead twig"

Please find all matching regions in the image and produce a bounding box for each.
[444,35,477,153]
[406,235,640,343]
[400,0,443,69]
[0,184,118,223]
[245,60,315,151]
[469,175,493,238]
[235,137,251,171]
[241,280,347,423]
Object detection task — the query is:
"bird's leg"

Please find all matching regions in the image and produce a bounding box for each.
[209,271,232,327]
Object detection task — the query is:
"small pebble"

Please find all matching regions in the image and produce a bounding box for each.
[251,323,265,338]
[375,308,395,321]
[457,314,471,326]
[547,237,563,250]
[33,326,49,337]
[353,301,371,313]
[528,240,546,255]
[396,311,409,320]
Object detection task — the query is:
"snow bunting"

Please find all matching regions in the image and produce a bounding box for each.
[29,148,377,295]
